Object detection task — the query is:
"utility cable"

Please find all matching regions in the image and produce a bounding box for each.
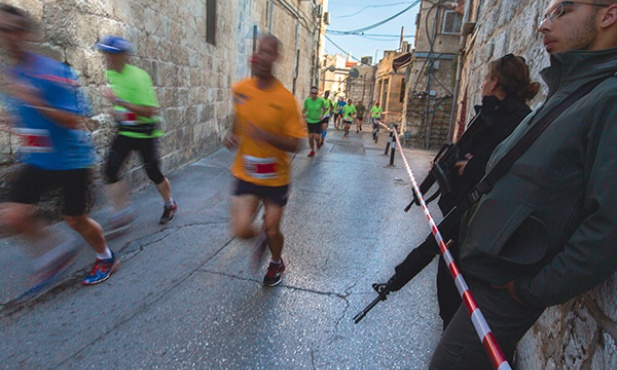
[332,1,416,18]
[325,35,362,62]
[328,0,421,34]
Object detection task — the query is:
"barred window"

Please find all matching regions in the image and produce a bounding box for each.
[442,10,462,35]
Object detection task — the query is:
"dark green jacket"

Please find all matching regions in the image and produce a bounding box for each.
[459,47,617,308]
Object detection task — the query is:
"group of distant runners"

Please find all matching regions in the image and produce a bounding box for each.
[302,89,384,153]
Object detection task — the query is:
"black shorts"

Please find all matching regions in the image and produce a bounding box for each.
[307,123,322,134]
[232,177,290,207]
[105,135,164,184]
[320,116,330,125]
[9,165,93,216]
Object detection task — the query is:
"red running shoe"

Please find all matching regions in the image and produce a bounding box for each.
[263,259,286,286]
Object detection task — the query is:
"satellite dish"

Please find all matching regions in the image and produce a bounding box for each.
[349,68,359,78]
[327,65,336,72]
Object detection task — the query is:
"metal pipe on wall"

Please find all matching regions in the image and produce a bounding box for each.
[448,0,473,142]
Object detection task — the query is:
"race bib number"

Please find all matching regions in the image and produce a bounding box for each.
[114,109,139,127]
[15,128,52,153]
[242,155,277,179]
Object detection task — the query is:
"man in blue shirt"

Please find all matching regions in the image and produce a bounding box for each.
[0,4,118,295]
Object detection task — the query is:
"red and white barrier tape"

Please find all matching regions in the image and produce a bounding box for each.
[392,132,511,370]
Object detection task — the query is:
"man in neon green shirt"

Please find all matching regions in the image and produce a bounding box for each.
[97,35,178,229]
[371,101,383,125]
[302,86,327,157]
[342,98,356,137]
[320,90,334,146]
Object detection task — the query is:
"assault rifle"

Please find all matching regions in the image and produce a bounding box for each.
[403,112,484,213]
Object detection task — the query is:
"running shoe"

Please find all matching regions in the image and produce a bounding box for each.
[15,241,81,303]
[83,252,119,285]
[160,201,178,224]
[316,141,321,149]
[308,151,315,157]
[263,259,286,286]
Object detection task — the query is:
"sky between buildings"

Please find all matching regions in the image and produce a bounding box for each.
[325,0,421,63]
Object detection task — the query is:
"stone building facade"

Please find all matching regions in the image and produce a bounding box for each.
[346,64,375,112]
[373,50,406,125]
[456,1,617,368]
[402,0,461,149]
[0,0,324,202]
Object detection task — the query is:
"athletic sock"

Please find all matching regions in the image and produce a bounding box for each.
[96,247,113,260]
[165,198,175,207]
[271,259,281,265]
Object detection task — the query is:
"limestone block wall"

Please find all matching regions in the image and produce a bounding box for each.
[456,1,617,368]
[0,0,319,206]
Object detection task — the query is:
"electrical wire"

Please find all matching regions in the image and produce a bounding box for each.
[328,0,421,34]
[324,35,362,62]
[332,2,416,19]
[326,30,415,38]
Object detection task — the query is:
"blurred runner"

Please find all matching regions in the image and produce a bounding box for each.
[96,35,178,232]
[355,100,366,133]
[302,86,327,157]
[0,4,118,294]
[320,90,334,146]
[224,34,305,286]
[342,98,356,137]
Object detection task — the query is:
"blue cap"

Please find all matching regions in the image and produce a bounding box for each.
[96,35,133,54]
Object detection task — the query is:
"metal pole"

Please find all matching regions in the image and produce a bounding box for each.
[389,134,396,166]
[384,129,392,155]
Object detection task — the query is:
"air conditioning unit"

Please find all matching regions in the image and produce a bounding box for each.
[323,12,330,25]
[360,56,373,65]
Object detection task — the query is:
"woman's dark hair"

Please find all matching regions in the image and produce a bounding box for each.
[489,54,540,101]
[0,3,34,31]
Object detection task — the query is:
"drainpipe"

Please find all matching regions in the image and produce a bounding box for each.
[269,0,274,32]
[447,0,472,142]
[314,17,322,86]
[271,0,302,91]
[424,3,441,148]
[292,22,299,94]
[276,0,301,20]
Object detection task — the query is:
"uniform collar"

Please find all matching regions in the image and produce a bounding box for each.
[541,47,617,97]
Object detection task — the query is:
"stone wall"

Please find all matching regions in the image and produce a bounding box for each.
[0,0,320,206]
[457,1,617,368]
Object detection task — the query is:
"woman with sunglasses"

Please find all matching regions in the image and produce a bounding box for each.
[375,54,540,330]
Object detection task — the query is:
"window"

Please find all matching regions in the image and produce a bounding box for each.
[441,10,462,35]
[206,0,216,45]
[381,78,389,110]
[400,79,406,103]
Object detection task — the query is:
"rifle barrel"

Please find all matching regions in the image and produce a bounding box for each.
[353,294,385,324]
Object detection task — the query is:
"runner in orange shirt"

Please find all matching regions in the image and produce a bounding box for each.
[224,34,306,286]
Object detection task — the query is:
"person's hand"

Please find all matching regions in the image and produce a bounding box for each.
[4,79,45,107]
[224,132,239,150]
[246,122,269,143]
[492,280,525,305]
[455,153,473,176]
[103,87,117,102]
